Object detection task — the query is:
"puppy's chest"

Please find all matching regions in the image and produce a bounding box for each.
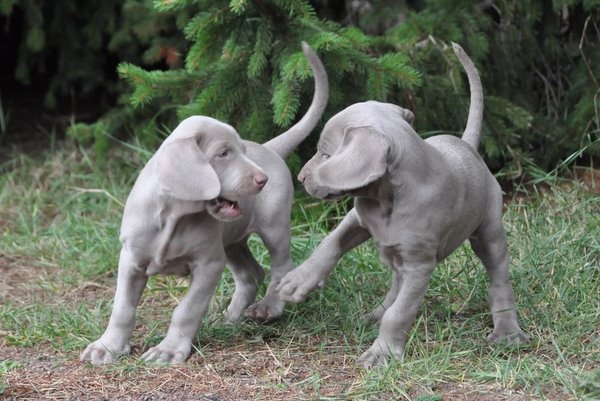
[356,210,405,270]
[355,198,434,252]
[355,199,395,244]
[132,213,223,275]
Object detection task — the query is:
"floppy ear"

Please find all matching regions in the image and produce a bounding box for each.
[156,137,220,201]
[398,107,414,125]
[316,127,388,191]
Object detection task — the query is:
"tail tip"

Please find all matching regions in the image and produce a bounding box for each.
[451,42,464,56]
[301,41,325,80]
[301,41,311,54]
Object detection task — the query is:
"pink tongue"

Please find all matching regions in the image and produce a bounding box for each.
[219,199,240,217]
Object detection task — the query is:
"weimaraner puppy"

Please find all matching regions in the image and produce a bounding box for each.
[80,42,328,365]
[277,43,529,368]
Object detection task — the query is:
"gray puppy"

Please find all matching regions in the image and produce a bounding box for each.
[277,43,529,368]
[81,42,328,365]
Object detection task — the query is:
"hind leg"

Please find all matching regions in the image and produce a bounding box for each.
[244,225,295,321]
[224,241,266,321]
[365,270,402,323]
[470,212,529,344]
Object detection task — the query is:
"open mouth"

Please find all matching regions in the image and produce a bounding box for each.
[215,197,241,219]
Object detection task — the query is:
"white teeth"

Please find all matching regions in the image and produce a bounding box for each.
[216,197,240,216]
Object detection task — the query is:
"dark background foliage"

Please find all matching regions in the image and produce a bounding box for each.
[1,0,598,177]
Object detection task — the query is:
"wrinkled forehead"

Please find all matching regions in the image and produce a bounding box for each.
[202,122,242,145]
[317,105,374,149]
[175,116,244,148]
[201,126,247,155]
[317,124,342,150]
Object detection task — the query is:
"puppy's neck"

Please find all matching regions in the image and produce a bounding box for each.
[348,174,394,207]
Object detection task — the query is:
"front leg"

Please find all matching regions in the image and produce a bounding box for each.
[277,209,370,303]
[81,249,148,365]
[142,255,226,364]
[358,255,436,368]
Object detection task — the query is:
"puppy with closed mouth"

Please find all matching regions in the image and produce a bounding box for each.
[81,42,328,365]
[277,43,529,368]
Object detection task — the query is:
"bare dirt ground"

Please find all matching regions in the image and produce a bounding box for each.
[0,341,536,401]
[0,254,545,401]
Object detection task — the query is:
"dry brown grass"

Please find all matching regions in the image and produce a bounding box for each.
[2,340,542,401]
[0,258,555,401]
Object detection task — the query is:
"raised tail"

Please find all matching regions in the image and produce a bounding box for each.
[263,42,329,159]
[452,42,483,150]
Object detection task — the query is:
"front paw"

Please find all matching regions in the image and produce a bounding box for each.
[276,267,325,303]
[80,339,130,366]
[487,319,531,345]
[142,340,192,364]
[244,296,284,322]
[357,338,404,369]
[488,329,531,345]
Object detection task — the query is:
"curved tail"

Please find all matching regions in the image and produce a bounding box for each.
[452,42,483,150]
[264,42,329,159]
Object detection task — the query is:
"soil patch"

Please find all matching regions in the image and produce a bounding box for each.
[0,255,55,305]
[0,254,578,401]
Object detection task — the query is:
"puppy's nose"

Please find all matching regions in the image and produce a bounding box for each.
[254,172,268,189]
[298,169,307,183]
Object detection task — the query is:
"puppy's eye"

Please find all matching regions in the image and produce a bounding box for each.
[217,149,230,158]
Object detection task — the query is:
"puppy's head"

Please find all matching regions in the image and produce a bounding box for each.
[298,101,414,199]
[156,116,267,221]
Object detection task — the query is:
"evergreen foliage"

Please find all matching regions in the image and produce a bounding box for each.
[385,0,600,173]
[115,0,422,149]
[113,0,600,175]
[3,0,598,176]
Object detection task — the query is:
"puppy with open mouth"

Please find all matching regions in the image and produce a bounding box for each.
[81,42,329,365]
